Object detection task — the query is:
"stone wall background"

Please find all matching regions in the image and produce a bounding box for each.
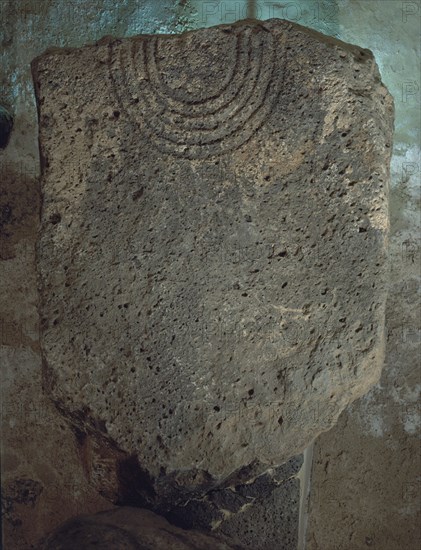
[0,1,419,549]
[301,2,421,549]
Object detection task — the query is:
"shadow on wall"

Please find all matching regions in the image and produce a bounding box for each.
[0,105,13,148]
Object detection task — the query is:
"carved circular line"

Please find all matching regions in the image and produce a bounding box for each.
[141,30,271,129]
[136,32,253,119]
[148,32,243,105]
[111,39,276,157]
[136,62,280,159]
[109,43,277,161]
[148,100,281,159]
[147,36,248,116]
[108,42,141,124]
[108,30,282,159]
[110,37,265,151]
[133,30,274,138]
[137,34,272,140]
[157,78,281,159]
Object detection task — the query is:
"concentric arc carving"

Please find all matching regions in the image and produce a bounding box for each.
[108,26,284,160]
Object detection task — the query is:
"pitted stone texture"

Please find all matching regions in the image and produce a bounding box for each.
[37,507,247,550]
[164,455,303,549]
[217,478,301,550]
[33,18,393,494]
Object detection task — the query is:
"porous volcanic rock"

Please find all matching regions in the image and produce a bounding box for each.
[165,454,303,549]
[32,18,394,503]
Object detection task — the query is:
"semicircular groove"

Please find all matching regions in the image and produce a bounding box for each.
[108,27,284,159]
[142,35,253,120]
[148,32,244,106]
[138,37,272,142]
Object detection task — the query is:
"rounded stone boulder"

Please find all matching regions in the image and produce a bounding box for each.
[37,507,246,549]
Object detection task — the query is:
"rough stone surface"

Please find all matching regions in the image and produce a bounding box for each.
[37,506,247,550]
[1,2,417,549]
[304,2,420,549]
[218,478,301,550]
[165,454,302,549]
[32,17,393,504]
[0,160,112,549]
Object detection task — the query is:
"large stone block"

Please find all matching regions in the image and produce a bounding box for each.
[38,507,247,549]
[32,18,393,502]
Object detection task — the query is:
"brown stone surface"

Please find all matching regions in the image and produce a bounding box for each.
[32,18,393,503]
[2,1,418,549]
[303,3,420,549]
[0,158,111,549]
[38,506,247,550]
[306,236,421,550]
[165,455,303,549]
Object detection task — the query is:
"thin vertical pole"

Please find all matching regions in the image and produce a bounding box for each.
[247,0,257,19]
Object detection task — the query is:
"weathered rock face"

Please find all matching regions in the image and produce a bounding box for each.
[37,507,247,549]
[165,454,303,550]
[33,18,393,502]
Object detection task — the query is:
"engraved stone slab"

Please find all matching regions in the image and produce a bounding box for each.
[33,19,393,497]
